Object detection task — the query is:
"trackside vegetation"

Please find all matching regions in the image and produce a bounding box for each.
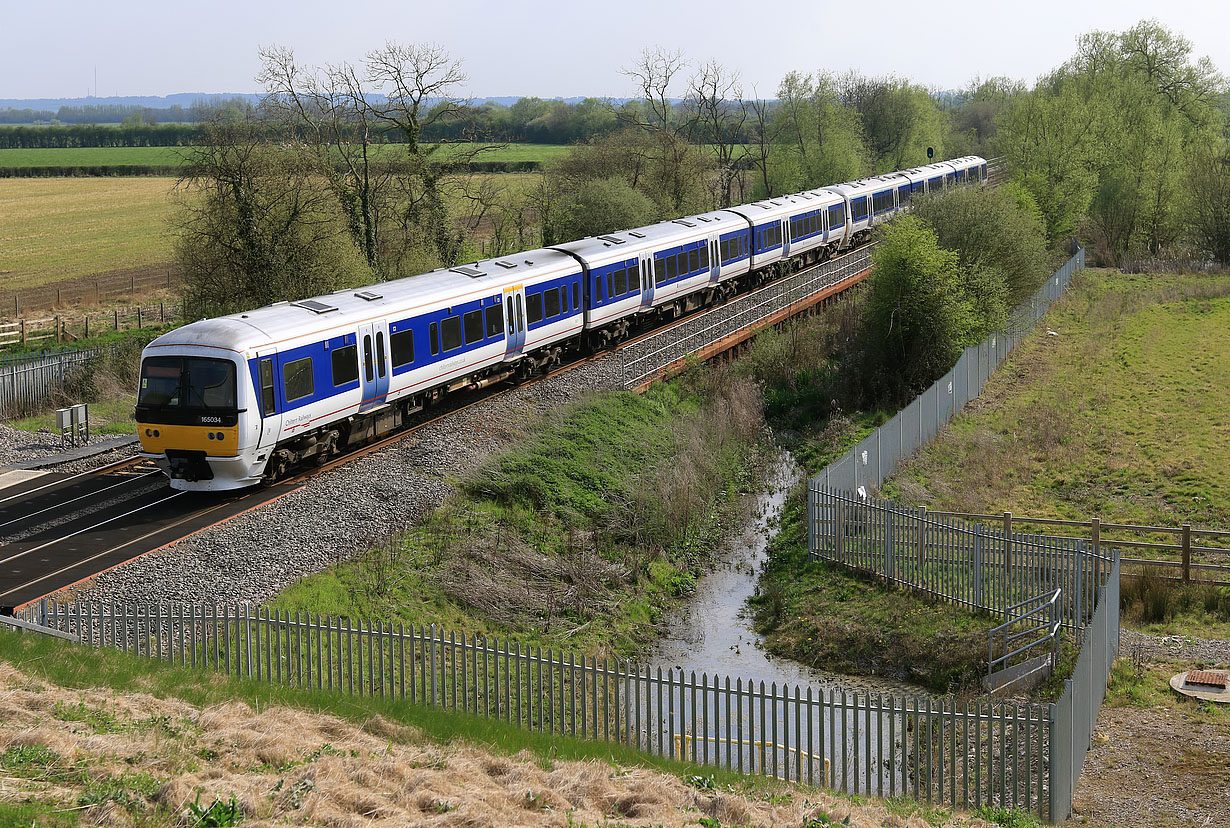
[735,183,1055,689]
[273,369,765,659]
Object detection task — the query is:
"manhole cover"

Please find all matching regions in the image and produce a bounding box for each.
[1186,670,1228,688]
[1170,670,1230,703]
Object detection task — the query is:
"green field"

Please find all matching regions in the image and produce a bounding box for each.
[878,268,1230,635]
[0,177,181,289]
[0,143,572,168]
[881,269,1230,529]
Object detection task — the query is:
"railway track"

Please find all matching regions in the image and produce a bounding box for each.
[0,246,873,614]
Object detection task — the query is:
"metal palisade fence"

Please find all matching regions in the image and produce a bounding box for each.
[0,346,106,416]
[803,245,1121,822]
[814,247,1085,494]
[17,600,1055,819]
[809,487,1114,637]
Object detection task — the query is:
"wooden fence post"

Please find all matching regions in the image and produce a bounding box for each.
[20,319,25,345]
[1090,517,1100,557]
[84,314,89,338]
[55,316,60,344]
[113,309,118,331]
[1181,525,1191,583]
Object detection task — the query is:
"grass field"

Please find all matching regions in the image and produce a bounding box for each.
[878,268,1230,636]
[881,268,1230,529]
[0,177,180,289]
[0,171,543,297]
[0,143,573,169]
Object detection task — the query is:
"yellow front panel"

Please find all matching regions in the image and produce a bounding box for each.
[137,423,240,458]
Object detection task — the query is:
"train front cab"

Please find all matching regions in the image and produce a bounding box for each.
[135,349,266,491]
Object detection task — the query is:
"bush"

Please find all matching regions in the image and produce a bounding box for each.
[544,176,660,243]
[911,183,1049,305]
[858,215,972,404]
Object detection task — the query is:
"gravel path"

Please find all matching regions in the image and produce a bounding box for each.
[71,356,625,605]
[1120,627,1230,666]
[0,424,68,466]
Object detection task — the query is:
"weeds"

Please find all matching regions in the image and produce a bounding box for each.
[187,792,243,827]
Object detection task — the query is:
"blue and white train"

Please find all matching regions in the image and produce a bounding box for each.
[135,155,987,490]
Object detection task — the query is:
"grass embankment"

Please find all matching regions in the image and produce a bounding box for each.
[0,630,1013,828]
[747,486,998,696]
[878,268,1230,638]
[274,371,766,660]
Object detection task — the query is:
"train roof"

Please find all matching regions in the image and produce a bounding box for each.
[553,209,744,266]
[148,247,581,355]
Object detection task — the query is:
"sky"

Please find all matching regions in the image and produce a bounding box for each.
[0,0,1227,101]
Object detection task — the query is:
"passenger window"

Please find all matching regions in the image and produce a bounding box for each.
[544,287,560,318]
[259,358,275,416]
[486,305,502,337]
[429,322,439,356]
[606,271,614,299]
[614,268,627,296]
[363,335,374,382]
[463,309,484,344]
[573,281,580,308]
[677,251,688,275]
[283,356,314,403]
[527,292,544,324]
[688,249,699,272]
[390,330,414,368]
[331,344,359,386]
[375,331,386,378]
[441,316,463,351]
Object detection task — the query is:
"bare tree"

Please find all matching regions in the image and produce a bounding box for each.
[258,46,390,274]
[686,60,750,207]
[615,48,712,213]
[365,41,502,266]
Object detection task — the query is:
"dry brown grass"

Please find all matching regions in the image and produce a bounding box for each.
[0,661,996,828]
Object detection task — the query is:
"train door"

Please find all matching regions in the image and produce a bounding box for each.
[709,237,720,283]
[357,321,390,412]
[781,218,791,258]
[254,349,281,453]
[503,285,526,357]
[640,256,656,308]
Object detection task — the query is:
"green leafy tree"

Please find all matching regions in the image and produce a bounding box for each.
[910,184,1048,305]
[1186,142,1230,264]
[858,216,972,404]
[543,177,660,244]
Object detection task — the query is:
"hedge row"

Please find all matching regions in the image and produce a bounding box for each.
[0,160,544,178]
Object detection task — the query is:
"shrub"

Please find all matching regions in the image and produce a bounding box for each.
[911,183,1049,305]
[858,215,971,404]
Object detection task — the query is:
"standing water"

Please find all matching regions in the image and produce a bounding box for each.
[645,449,934,792]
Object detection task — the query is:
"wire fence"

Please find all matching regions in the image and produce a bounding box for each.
[15,599,1055,818]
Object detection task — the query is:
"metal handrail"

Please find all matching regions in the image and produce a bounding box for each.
[988,589,1061,680]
